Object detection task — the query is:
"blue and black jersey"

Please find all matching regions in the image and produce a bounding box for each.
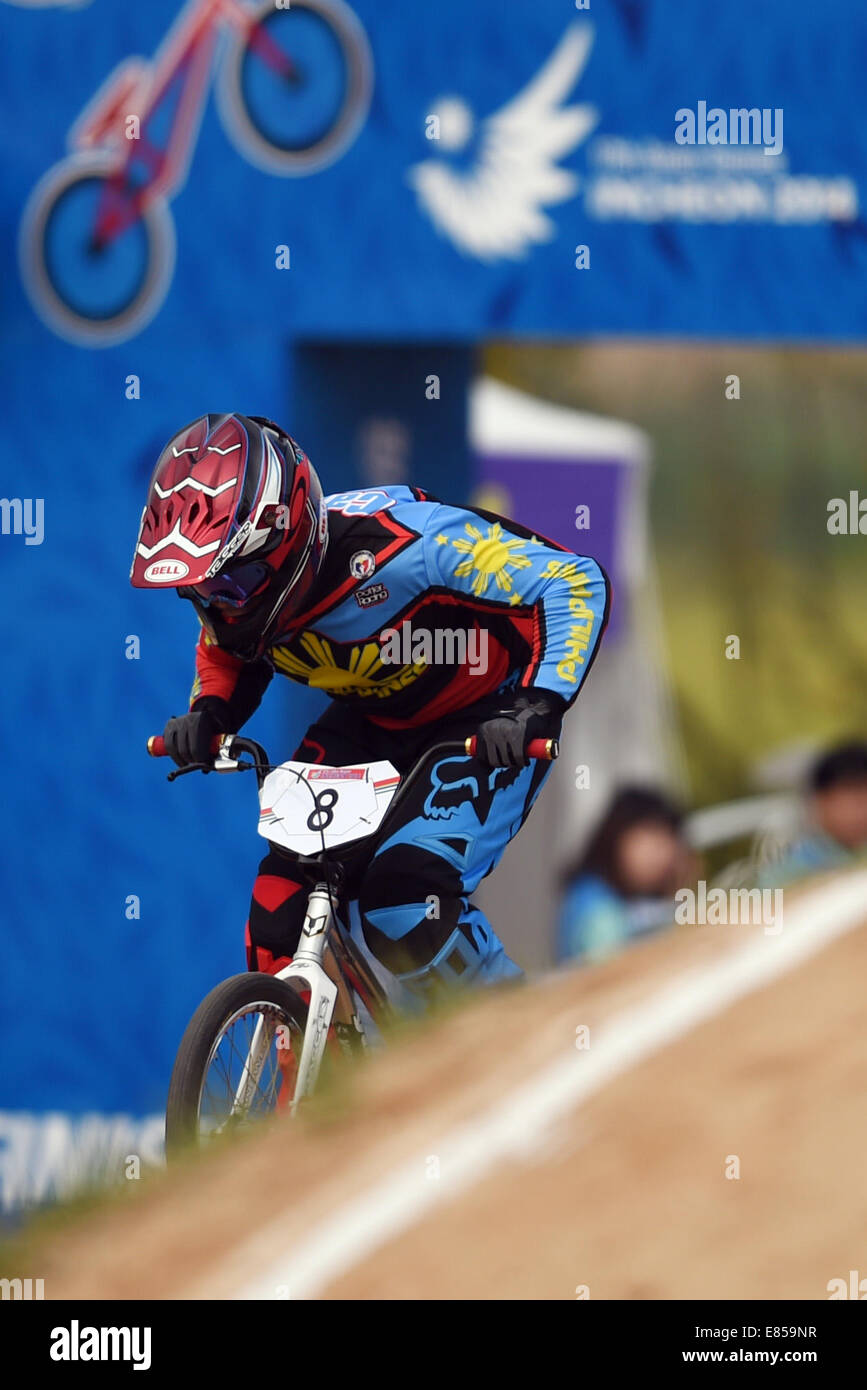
[192,486,610,728]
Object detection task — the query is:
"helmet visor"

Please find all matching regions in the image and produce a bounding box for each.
[181,560,271,609]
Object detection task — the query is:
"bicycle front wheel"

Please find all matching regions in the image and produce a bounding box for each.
[165,972,310,1160]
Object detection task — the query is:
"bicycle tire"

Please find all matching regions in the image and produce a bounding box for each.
[165,972,309,1160]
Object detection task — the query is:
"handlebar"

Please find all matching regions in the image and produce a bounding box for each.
[147,733,224,759]
[464,736,558,761]
[147,732,559,767]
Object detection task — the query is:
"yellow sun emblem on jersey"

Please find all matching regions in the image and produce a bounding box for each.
[451,521,532,598]
[271,633,423,697]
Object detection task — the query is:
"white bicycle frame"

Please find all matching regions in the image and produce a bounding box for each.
[165,729,554,1131]
[217,738,387,1115]
[212,727,541,1121]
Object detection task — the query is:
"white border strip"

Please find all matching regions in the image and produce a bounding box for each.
[233,872,867,1300]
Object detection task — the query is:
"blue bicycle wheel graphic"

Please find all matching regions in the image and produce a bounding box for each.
[20,154,176,347]
[219,0,372,175]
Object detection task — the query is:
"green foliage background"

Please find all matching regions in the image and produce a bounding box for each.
[486,343,867,804]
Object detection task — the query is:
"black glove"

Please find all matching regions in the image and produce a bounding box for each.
[476,690,565,769]
[162,696,232,768]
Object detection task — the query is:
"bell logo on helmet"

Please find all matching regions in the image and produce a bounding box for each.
[144,559,189,582]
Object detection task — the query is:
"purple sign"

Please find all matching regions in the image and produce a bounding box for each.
[472,453,626,640]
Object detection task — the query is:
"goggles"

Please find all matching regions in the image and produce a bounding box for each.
[180,560,270,609]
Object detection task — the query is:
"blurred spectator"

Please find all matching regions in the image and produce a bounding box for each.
[762,740,867,882]
[556,787,696,964]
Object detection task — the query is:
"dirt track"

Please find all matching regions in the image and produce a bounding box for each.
[15,875,867,1300]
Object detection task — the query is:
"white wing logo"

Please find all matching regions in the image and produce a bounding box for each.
[408,25,598,262]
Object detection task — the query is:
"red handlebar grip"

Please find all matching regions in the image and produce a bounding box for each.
[464,735,559,761]
[147,733,225,758]
[527,737,559,760]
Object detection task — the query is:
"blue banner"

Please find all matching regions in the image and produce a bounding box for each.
[4,0,865,346]
[0,0,864,1172]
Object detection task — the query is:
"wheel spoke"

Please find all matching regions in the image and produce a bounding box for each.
[195,1002,301,1140]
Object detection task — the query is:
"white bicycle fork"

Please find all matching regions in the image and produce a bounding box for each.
[232,883,339,1118]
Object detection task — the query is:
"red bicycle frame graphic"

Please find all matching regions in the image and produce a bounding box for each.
[19,0,373,345]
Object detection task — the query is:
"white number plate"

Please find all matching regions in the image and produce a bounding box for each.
[258,760,401,854]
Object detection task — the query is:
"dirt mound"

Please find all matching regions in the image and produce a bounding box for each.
[14,873,867,1300]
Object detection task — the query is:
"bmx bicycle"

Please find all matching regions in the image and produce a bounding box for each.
[148,729,557,1158]
[19,0,372,345]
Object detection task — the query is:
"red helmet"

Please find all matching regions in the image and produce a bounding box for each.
[131,414,328,659]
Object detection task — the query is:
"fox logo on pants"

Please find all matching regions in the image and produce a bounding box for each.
[424,756,520,825]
